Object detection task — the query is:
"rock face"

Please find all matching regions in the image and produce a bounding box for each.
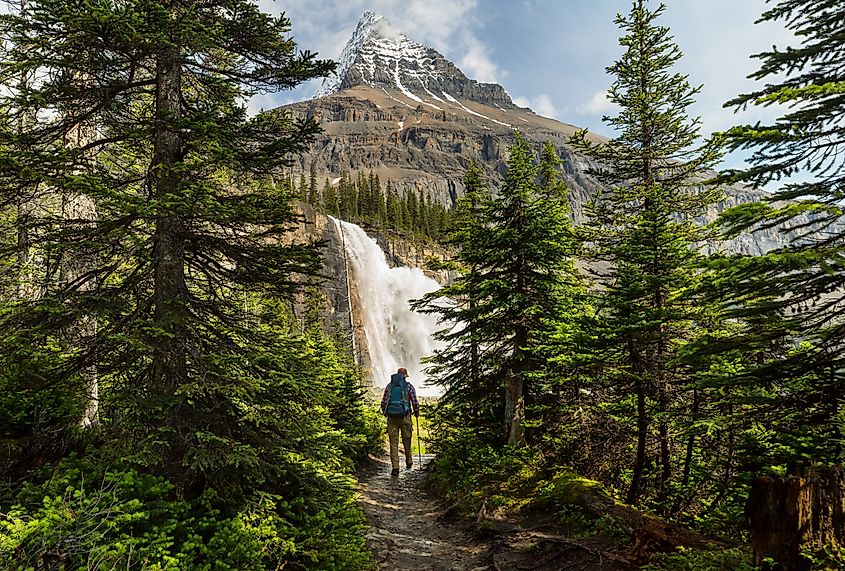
[285,11,829,256]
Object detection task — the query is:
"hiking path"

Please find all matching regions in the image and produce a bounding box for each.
[358,452,628,570]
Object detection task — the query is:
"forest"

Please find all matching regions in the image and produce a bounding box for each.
[0,0,843,569]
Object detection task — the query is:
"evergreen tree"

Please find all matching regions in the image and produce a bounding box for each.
[323,177,338,217]
[357,171,371,221]
[387,183,402,230]
[400,190,411,234]
[299,172,309,202]
[414,163,489,433]
[570,0,722,504]
[419,191,430,238]
[374,174,387,226]
[407,189,418,234]
[416,136,585,445]
[0,0,331,494]
[336,172,349,219]
[700,0,845,466]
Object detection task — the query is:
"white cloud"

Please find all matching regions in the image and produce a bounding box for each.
[513,93,558,119]
[577,90,619,115]
[460,37,505,83]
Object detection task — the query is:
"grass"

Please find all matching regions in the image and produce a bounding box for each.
[411,412,431,455]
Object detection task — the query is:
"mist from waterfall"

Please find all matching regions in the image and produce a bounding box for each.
[330,217,444,396]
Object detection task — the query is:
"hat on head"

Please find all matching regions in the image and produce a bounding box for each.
[398,367,408,376]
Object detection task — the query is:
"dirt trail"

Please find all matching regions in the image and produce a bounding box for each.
[359,453,491,570]
[358,453,628,570]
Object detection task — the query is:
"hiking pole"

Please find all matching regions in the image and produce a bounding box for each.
[415,414,422,468]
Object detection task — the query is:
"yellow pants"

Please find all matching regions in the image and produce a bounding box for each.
[387,415,413,469]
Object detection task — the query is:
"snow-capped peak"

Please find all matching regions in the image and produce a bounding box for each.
[314,11,409,98]
[313,11,515,110]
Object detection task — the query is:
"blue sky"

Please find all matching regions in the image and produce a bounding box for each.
[257,0,795,173]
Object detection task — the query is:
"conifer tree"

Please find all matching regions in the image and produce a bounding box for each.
[400,190,411,234]
[701,0,845,466]
[0,0,332,493]
[375,175,387,225]
[323,177,338,217]
[357,171,371,221]
[416,137,584,445]
[570,0,721,504]
[414,163,491,434]
[299,172,309,202]
[387,184,402,230]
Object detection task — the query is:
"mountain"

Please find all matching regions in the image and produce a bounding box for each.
[284,11,810,256]
[314,11,515,109]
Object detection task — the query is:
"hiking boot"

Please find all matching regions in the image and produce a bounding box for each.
[406,461,413,470]
[390,468,399,476]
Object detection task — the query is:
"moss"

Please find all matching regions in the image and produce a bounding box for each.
[545,471,608,505]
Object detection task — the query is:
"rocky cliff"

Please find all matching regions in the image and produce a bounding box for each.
[284,11,827,256]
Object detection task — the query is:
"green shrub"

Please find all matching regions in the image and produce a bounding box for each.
[429,427,542,514]
[642,547,757,571]
[0,458,372,570]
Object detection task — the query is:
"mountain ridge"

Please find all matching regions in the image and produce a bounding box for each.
[286,11,816,257]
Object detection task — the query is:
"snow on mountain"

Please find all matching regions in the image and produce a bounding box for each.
[314,11,515,110]
[314,11,384,98]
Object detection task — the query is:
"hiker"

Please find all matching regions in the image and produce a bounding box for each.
[380,367,419,476]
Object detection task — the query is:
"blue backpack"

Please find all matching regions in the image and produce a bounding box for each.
[385,373,410,417]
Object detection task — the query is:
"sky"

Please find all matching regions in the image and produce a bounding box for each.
[253,0,796,173]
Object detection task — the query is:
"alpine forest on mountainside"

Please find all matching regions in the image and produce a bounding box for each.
[0,0,843,570]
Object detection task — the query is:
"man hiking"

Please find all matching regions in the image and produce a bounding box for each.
[380,367,419,476]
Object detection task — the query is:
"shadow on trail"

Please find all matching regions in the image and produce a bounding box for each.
[358,452,630,571]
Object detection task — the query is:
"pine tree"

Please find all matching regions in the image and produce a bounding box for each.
[357,171,371,221]
[387,184,402,230]
[416,136,585,445]
[700,0,845,466]
[0,0,332,494]
[400,190,411,234]
[374,174,387,226]
[323,177,338,217]
[570,0,722,504]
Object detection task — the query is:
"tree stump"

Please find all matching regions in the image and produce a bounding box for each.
[746,466,845,569]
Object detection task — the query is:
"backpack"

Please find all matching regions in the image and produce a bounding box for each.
[384,373,410,417]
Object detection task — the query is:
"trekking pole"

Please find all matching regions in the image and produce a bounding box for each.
[416,414,422,468]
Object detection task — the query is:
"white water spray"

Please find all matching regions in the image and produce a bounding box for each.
[330,217,443,396]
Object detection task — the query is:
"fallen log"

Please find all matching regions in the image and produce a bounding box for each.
[544,472,728,562]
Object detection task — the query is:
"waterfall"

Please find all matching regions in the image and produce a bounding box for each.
[330,217,443,396]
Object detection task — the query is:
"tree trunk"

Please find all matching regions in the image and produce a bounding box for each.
[628,374,648,504]
[469,298,479,388]
[504,367,525,446]
[15,49,40,303]
[62,88,99,427]
[16,188,41,302]
[747,466,845,570]
[60,188,99,427]
[547,473,726,565]
[681,387,698,487]
[658,380,671,488]
[151,45,188,396]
